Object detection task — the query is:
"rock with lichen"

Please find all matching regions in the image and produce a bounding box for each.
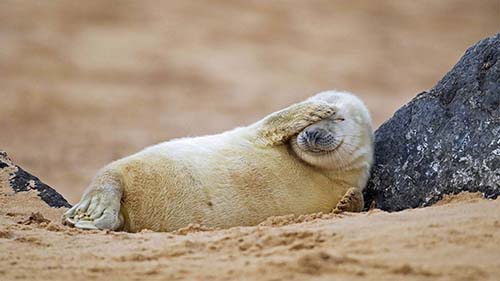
[364,34,500,211]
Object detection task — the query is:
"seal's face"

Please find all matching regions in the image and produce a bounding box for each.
[295,117,345,153]
[290,91,374,170]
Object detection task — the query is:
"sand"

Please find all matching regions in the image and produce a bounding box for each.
[1,182,499,281]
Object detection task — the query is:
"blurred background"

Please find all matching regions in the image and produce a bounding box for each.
[0,0,498,203]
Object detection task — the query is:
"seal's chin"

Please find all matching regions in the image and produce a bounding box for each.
[296,133,343,154]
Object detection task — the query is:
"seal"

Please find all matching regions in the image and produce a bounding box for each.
[63,91,374,232]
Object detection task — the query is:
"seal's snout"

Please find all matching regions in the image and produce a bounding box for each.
[298,128,337,152]
[304,128,324,146]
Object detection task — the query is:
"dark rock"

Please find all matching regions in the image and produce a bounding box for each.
[364,34,500,211]
[0,151,71,208]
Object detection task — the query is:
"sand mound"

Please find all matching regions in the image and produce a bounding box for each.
[1,181,499,281]
[435,192,486,206]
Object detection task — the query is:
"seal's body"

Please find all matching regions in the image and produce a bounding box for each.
[64,91,374,232]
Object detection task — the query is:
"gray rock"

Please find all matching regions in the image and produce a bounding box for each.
[0,151,71,208]
[364,34,500,211]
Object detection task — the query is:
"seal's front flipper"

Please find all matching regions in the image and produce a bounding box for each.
[252,100,336,146]
[333,188,364,214]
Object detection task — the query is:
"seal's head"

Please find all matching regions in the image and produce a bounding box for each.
[291,91,374,171]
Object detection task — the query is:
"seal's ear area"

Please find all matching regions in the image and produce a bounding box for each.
[251,100,337,147]
[311,91,372,128]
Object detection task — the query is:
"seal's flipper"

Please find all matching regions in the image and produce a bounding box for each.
[252,101,336,146]
[333,187,364,213]
[62,170,124,231]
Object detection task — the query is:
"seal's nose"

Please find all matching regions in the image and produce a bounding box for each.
[304,130,317,146]
[304,128,327,147]
[298,127,338,152]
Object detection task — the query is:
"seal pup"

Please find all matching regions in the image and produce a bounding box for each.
[63,91,374,232]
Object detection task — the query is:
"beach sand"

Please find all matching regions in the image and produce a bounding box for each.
[1,182,499,281]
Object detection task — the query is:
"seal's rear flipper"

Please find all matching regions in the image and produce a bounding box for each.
[62,170,124,231]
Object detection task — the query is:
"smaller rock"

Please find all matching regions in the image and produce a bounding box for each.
[0,151,71,208]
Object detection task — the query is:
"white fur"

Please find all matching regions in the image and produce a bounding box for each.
[63,90,374,232]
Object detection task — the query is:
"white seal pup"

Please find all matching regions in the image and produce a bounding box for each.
[63,91,374,232]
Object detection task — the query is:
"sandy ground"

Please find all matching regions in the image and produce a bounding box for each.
[1,1,499,280]
[0,0,498,203]
[1,182,499,281]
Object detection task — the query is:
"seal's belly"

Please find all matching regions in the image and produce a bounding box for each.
[118,136,346,232]
[199,151,343,228]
